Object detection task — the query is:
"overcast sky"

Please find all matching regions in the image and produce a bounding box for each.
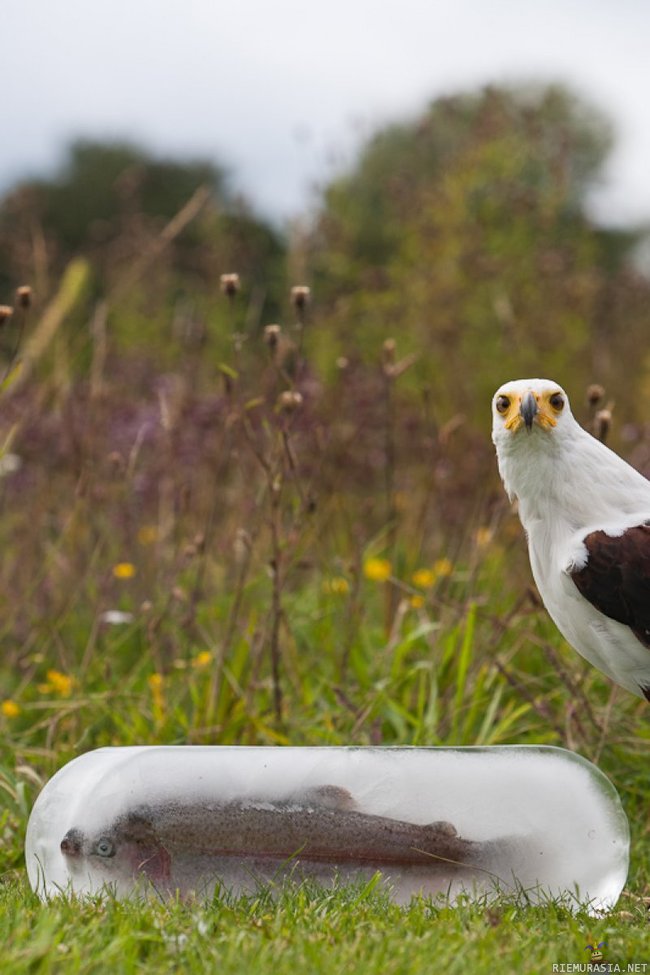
[3,0,650,226]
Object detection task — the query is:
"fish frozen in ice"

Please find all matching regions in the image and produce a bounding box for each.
[60,784,489,896]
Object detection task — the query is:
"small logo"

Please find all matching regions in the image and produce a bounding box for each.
[585,940,607,963]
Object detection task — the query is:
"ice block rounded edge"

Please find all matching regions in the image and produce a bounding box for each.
[24,745,629,910]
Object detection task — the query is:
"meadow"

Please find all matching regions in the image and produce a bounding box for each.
[2,85,650,972]
[0,266,648,974]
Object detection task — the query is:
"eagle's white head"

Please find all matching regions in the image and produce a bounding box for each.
[491,379,578,499]
[491,377,650,524]
[491,377,574,447]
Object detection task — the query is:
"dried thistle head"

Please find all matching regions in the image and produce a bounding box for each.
[277,390,303,413]
[587,383,605,407]
[234,528,252,564]
[382,338,396,371]
[0,306,13,325]
[264,323,282,351]
[290,285,311,312]
[220,273,241,298]
[183,541,199,560]
[107,451,125,472]
[381,338,417,379]
[16,285,32,309]
[593,408,612,443]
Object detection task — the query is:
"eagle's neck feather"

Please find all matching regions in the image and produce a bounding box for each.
[496,420,650,534]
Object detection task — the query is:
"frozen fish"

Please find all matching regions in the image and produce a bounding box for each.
[60,785,483,891]
[26,745,629,909]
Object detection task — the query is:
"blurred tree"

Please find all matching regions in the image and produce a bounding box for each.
[0,139,286,323]
[18,141,223,254]
[308,84,650,423]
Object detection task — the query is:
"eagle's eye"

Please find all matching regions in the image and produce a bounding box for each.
[495,395,510,414]
[549,392,564,412]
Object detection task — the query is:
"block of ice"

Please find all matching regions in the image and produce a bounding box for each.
[25,745,628,910]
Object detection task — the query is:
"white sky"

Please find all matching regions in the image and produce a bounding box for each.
[3,0,650,226]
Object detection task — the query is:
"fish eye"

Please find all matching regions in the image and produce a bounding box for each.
[495,395,510,414]
[549,392,564,411]
[94,837,115,858]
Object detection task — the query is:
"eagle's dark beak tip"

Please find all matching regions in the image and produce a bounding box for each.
[520,392,538,432]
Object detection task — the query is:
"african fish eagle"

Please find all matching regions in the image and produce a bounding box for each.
[491,377,650,700]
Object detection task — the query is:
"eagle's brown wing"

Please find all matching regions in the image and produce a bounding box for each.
[570,524,650,650]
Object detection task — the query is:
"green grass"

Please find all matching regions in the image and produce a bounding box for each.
[0,281,649,973]
[1,880,648,975]
[1,558,649,974]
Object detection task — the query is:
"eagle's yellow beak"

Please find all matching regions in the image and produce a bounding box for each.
[504,392,558,433]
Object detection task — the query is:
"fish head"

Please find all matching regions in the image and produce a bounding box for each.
[60,811,171,885]
[60,827,85,857]
[60,824,129,879]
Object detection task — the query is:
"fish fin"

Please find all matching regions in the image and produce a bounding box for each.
[117,811,170,884]
[136,843,171,884]
[425,821,458,837]
[302,784,358,810]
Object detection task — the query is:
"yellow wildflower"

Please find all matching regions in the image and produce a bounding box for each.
[1,699,20,718]
[137,525,159,546]
[410,595,425,609]
[393,491,409,513]
[45,669,75,697]
[412,568,436,589]
[474,526,493,548]
[322,576,350,595]
[363,558,392,583]
[113,562,136,579]
[148,672,165,721]
[193,650,213,669]
[433,557,453,578]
